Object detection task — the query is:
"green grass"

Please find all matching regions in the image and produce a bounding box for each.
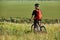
[0,1,60,19]
[0,1,60,40]
[0,22,60,40]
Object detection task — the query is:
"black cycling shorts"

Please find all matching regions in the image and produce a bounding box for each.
[34,19,41,28]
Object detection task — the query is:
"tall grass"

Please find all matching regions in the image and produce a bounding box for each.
[0,22,60,40]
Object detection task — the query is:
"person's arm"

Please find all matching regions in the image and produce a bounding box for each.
[30,10,35,21]
[31,15,33,20]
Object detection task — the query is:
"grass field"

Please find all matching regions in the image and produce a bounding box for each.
[0,22,60,40]
[0,1,60,40]
[0,1,60,19]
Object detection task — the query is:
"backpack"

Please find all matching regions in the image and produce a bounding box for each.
[36,10,42,19]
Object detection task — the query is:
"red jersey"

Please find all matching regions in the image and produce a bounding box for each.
[32,9,42,20]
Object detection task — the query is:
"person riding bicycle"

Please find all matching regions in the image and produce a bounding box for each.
[31,3,42,32]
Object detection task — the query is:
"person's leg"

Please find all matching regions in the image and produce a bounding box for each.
[34,19,38,33]
[38,20,42,31]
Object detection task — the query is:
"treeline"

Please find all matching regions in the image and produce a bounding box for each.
[0,17,60,24]
[0,0,60,1]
